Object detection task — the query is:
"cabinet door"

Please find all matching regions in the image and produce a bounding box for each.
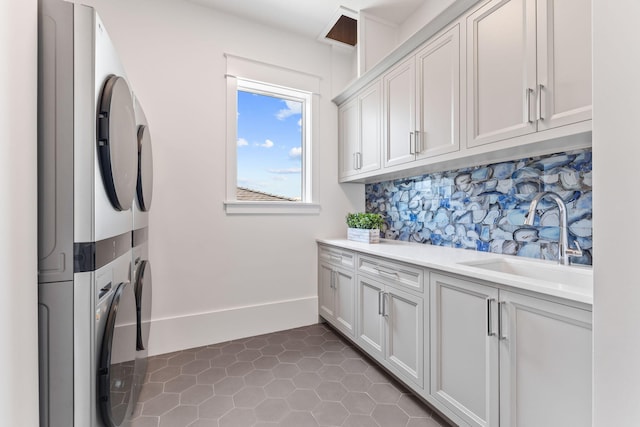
[416,24,461,160]
[499,290,592,427]
[356,276,385,361]
[318,262,336,322]
[466,0,537,147]
[430,273,499,427]
[536,0,591,130]
[333,266,355,338]
[338,97,359,179]
[358,80,382,174]
[385,286,424,388]
[383,56,416,167]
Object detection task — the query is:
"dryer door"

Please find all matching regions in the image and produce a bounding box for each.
[96,75,137,211]
[98,281,137,427]
[135,260,152,351]
[136,125,153,212]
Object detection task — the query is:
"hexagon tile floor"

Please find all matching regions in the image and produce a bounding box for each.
[130,323,453,427]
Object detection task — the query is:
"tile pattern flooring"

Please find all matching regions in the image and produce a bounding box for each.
[131,323,452,427]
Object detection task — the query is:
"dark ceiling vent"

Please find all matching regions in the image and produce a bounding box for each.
[326,15,357,46]
[319,6,358,48]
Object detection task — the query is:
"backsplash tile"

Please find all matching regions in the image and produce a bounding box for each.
[365,150,593,265]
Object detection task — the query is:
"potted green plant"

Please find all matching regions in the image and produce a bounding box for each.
[346,212,384,243]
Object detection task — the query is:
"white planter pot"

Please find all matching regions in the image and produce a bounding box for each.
[347,228,380,244]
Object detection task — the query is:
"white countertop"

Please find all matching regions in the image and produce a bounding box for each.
[317,238,593,307]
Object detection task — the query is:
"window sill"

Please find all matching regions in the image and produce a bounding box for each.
[224,201,321,215]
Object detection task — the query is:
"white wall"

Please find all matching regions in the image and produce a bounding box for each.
[398,0,457,45]
[0,0,39,426]
[592,0,640,424]
[76,0,362,355]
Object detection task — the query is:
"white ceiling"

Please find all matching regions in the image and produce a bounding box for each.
[187,0,426,41]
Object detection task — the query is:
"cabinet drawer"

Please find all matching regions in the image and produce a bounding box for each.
[318,245,355,269]
[358,255,423,293]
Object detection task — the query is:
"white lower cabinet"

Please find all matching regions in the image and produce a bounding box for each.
[499,290,592,427]
[430,273,592,427]
[318,244,592,427]
[356,274,424,388]
[318,259,355,339]
[430,273,499,427]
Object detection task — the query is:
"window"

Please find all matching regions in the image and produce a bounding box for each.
[225,54,320,215]
[236,80,309,202]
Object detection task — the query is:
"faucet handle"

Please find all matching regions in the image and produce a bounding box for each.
[566,240,583,258]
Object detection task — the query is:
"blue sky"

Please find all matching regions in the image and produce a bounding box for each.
[237,90,302,199]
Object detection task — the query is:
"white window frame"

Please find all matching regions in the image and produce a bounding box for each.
[224,55,320,215]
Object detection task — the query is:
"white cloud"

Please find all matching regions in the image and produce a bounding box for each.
[276,100,302,120]
[289,147,302,159]
[268,168,301,174]
[272,176,287,181]
[237,138,249,147]
[297,118,302,128]
[260,139,274,148]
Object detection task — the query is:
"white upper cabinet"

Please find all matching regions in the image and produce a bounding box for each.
[416,24,462,160]
[467,0,592,147]
[338,97,359,179]
[359,81,383,174]
[466,0,538,147]
[334,0,592,182]
[338,79,381,180]
[384,24,462,169]
[536,0,592,130]
[383,57,416,168]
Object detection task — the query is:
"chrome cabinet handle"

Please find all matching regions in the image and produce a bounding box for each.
[333,271,338,289]
[487,298,496,337]
[498,301,507,340]
[353,152,362,170]
[537,84,545,121]
[526,88,534,123]
[382,293,389,317]
[409,131,415,154]
[378,290,384,315]
[376,267,399,279]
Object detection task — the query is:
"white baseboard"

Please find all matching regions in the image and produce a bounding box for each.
[147,296,319,356]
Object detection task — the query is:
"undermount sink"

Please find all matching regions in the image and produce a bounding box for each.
[458,258,593,292]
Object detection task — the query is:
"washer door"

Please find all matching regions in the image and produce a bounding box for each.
[98,282,137,427]
[96,75,138,211]
[135,260,152,351]
[136,125,153,212]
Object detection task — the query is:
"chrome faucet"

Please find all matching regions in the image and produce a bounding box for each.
[524,191,583,265]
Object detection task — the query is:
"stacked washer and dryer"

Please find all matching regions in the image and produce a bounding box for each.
[37,1,153,426]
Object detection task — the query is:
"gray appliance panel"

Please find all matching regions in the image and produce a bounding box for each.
[38,280,74,427]
[38,0,74,284]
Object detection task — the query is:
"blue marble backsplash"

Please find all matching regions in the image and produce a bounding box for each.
[365,150,593,265]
